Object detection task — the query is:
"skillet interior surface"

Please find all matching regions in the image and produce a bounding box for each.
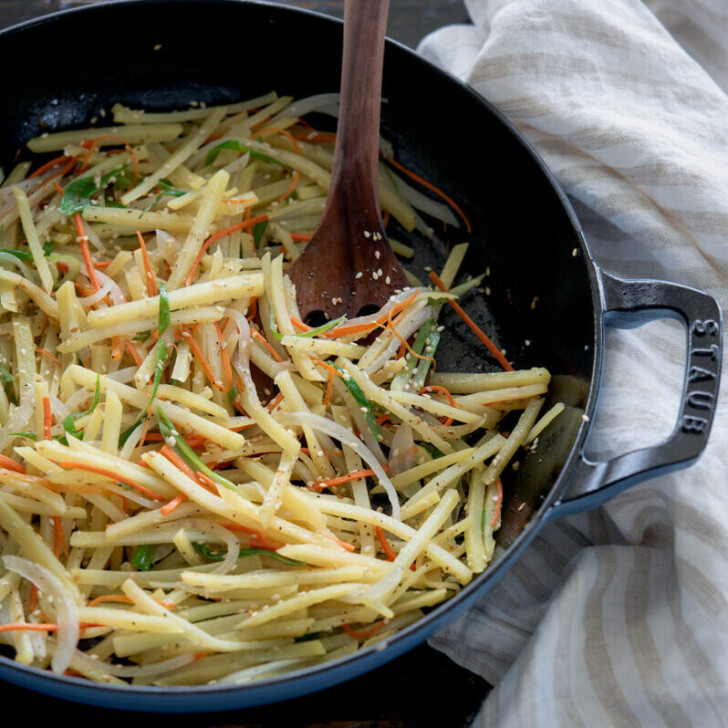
[0,0,597,708]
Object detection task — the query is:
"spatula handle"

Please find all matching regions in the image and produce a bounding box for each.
[331,0,390,210]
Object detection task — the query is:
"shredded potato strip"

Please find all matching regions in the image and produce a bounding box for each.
[0,92,559,688]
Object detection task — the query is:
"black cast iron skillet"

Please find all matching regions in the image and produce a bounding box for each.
[0,0,722,712]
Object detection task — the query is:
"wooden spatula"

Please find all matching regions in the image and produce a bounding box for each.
[286,0,409,325]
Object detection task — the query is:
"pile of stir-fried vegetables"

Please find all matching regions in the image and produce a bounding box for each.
[0,92,562,686]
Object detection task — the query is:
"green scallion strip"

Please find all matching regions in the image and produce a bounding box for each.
[156,407,236,491]
[267,304,346,342]
[0,364,15,383]
[192,542,305,567]
[205,140,291,169]
[391,320,438,391]
[253,219,269,246]
[0,249,33,262]
[138,341,167,418]
[130,544,157,571]
[157,178,186,197]
[411,328,441,391]
[158,282,170,336]
[60,165,129,215]
[297,314,346,338]
[118,420,143,449]
[61,375,102,439]
[333,364,383,440]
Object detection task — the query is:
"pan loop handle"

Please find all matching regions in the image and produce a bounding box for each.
[551,269,722,520]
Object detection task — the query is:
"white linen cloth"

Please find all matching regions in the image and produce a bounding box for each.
[418,1,728,725]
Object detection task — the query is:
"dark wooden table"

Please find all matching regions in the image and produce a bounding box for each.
[0,0,471,48]
[0,0,489,726]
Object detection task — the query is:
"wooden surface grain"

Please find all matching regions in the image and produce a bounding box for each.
[0,1,489,726]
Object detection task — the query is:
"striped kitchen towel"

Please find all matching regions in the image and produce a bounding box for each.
[418,1,728,726]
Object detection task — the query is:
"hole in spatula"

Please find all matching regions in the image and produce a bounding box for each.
[304,311,330,329]
[357,304,380,318]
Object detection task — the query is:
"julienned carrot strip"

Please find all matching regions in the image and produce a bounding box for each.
[323,366,334,408]
[42,396,52,440]
[28,154,73,179]
[136,231,158,296]
[324,290,418,339]
[239,528,281,549]
[309,469,375,492]
[386,306,434,365]
[0,622,102,634]
[420,384,456,407]
[428,271,513,371]
[87,595,134,608]
[254,126,302,154]
[56,460,164,501]
[289,233,312,242]
[37,347,62,368]
[309,357,344,382]
[73,213,101,292]
[39,157,78,192]
[75,283,96,298]
[196,471,229,493]
[159,444,207,488]
[151,433,207,448]
[327,535,356,553]
[251,328,284,363]
[385,156,471,233]
[0,623,60,634]
[290,315,309,332]
[420,384,456,426]
[375,526,397,562]
[132,413,152,463]
[375,526,415,569]
[160,492,187,516]
[278,169,301,202]
[111,336,123,361]
[0,454,25,474]
[265,391,284,412]
[492,478,504,528]
[184,214,269,286]
[180,326,224,390]
[125,340,144,366]
[218,521,286,551]
[342,621,385,640]
[52,516,68,559]
[78,135,140,186]
[213,322,233,390]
